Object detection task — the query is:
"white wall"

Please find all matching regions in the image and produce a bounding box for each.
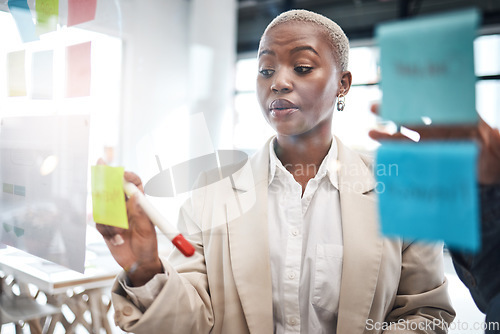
[118,0,237,176]
[187,0,237,151]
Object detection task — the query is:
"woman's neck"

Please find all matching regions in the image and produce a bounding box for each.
[274,131,333,193]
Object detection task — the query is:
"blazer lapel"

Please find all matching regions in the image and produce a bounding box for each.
[226,139,274,333]
[335,139,384,334]
[225,137,383,333]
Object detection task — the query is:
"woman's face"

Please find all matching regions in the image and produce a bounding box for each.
[257,21,351,139]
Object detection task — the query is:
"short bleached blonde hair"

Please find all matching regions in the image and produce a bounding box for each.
[262,9,350,71]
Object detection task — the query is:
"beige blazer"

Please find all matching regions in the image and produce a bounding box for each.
[112,137,455,334]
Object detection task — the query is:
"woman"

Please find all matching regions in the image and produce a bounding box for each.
[98,9,455,333]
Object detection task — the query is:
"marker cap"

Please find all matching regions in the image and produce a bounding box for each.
[172,234,195,257]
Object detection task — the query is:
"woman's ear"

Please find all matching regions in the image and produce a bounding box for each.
[339,71,352,95]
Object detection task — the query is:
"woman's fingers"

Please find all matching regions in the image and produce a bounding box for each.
[369,105,500,184]
[124,171,145,193]
[368,129,409,141]
[370,100,478,141]
[370,103,380,115]
[95,223,126,246]
[95,223,125,237]
[409,125,478,141]
[125,194,157,239]
[491,128,500,158]
[370,126,478,142]
[479,118,500,157]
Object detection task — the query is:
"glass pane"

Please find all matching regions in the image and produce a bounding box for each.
[348,46,380,85]
[476,80,500,129]
[333,85,382,152]
[233,92,274,151]
[474,35,500,77]
[0,11,122,165]
[235,57,258,92]
[233,51,384,152]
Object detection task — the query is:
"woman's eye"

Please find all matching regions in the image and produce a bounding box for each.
[295,66,313,74]
[259,69,274,77]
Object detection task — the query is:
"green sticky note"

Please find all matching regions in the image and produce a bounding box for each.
[91,165,128,229]
[3,183,14,194]
[376,9,479,125]
[36,0,58,34]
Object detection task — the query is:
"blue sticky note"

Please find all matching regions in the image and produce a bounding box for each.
[8,0,39,43]
[31,50,54,99]
[376,142,479,252]
[376,9,479,125]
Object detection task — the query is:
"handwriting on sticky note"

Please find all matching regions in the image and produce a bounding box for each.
[395,62,448,77]
[376,9,479,125]
[376,142,479,252]
[91,165,128,229]
[36,0,59,34]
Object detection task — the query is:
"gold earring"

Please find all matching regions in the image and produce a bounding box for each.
[337,93,345,112]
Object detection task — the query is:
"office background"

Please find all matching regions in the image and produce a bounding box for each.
[0,0,499,333]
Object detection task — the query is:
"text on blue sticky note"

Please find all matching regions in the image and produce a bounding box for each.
[376,9,479,125]
[376,141,479,252]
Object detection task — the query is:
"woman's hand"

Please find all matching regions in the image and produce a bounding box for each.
[96,171,163,286]
[368,104,500,185]
[477,117,500,185]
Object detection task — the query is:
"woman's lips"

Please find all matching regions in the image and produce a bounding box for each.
[270,108,298,118]
[269,99,299,118]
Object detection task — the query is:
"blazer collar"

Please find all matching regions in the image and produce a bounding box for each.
[226,137,274,333]
[230,135,375,193]
[227,136,382,333]
[336,138,383,333]
[336,136,376,195]
[231,137,272,193]
[267,136,340,190]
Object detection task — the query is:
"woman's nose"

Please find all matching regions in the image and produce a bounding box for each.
[270,70,293,93]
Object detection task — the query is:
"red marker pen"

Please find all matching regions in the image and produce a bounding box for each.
[123,180,195,257]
